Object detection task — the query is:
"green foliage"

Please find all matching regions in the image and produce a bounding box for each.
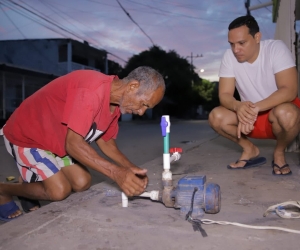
[193,78,214,102]
[203,82,220,112]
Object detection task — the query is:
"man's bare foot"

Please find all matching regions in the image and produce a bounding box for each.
[228,144,260,169]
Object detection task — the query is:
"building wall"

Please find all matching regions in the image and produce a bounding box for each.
[0,68,57,120]
[0,40,68,76]
[0,39,107,76]
[274,0,296,60]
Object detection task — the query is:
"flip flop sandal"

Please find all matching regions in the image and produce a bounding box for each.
[272,161,292,175]
[227,156,266,169]
[17,196,41,213]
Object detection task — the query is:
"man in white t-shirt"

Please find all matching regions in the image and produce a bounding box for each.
[208,15,300,175]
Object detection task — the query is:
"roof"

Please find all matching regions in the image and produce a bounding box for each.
[0,38,107,53]
[0,63,58,78]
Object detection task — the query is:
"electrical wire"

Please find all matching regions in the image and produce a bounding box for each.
[200,219,300,234]
[2,0,127,64]
[7,0,89,42]
[186,188,300,236]
[0,1,71,38]
[0,4,25,38]
[38,0,125,56]
[21,0,98,49]
[124,0,230,23]
[0,2,68,74]
[116,0,155,46]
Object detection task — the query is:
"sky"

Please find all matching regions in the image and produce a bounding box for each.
[0,0,298,81]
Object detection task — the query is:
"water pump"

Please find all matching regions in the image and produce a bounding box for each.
[120,115,221,218]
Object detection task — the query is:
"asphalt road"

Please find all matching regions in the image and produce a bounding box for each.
[89,119,217,185]
[0,119,217,188]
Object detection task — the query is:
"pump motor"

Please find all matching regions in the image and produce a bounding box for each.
[173,175,221,218]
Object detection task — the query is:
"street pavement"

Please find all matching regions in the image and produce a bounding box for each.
[0,119,300,250]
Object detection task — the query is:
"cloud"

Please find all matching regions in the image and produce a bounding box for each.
[0,0,278,80]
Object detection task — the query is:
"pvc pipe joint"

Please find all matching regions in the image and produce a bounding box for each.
[139,190,160,201]
[170,152,181,163]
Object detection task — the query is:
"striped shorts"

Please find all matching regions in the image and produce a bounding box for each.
[3,134,74,183]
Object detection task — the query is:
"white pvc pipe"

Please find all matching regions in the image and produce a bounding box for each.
[121,192,128,207]
[162,152,181,182]
[139,190,160,200]
[163,153,170,170]
[139,192,151,198]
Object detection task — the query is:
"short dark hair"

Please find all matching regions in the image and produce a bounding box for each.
[123,66,165,95]
[228,15,259,37]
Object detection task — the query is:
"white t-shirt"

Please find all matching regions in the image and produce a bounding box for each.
[218,40,296,102]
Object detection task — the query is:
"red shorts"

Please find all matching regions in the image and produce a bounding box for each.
[247,97,300,139]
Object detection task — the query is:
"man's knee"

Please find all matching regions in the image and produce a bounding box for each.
[60,164,92,192]
[209,107,220,125]
[209,106,230,128]
[271,103,300,128]
[45,174,91,200]
[45,181,72,201]
[71,173,92,192]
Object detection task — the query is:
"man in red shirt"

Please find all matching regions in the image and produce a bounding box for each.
[0,66,165,221]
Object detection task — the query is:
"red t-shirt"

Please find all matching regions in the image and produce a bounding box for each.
[4,70,121,157]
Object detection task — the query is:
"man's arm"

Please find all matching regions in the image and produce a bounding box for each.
[65,129,147,196]
[255,67,298,112]
[96,138,135,168]
[219,77,257,124]
[219,77,238,111]
[96,138,148,175]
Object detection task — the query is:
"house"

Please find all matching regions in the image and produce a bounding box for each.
[0,38,108,76]
[0,38,133,122]
[0,63,58,123]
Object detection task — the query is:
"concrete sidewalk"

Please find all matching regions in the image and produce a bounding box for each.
[0,121,300,250]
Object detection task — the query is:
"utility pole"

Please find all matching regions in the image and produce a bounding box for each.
[186,52,203,72]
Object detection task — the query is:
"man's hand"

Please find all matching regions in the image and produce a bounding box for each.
[237,122,254,138]
[129,166,149,187]
[237,106,259,138]
[236,101,257,125]
[112,167,148,197]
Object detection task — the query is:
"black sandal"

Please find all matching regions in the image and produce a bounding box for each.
[272,161,292,176]
[17,196,41,213]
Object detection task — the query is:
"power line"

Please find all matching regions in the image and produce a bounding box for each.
[116,0,155,46]
[38,0,123,55]
[7,0,88,42]
[0,3,69,73]
[124,0,230,23]
[0,4,25,38]
[0,1,68,38]
[186,52,203,72]
[24,0,102,51]
[3,0,127,64]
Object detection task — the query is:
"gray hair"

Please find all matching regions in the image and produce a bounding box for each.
[123,66,165,95]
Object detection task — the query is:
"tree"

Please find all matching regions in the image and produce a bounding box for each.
[121,46,198,118]
[202,81,220,112]
[108,60,123,75]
